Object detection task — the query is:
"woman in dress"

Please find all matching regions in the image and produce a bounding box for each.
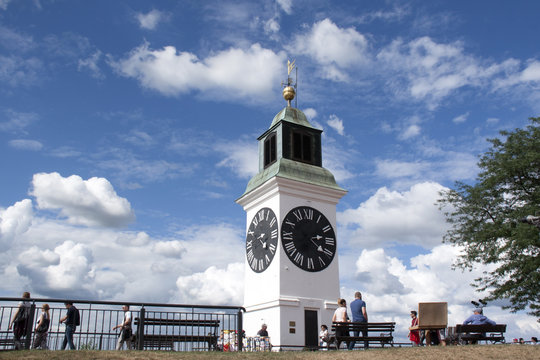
[33,304,50,349]
[408,310,421,346]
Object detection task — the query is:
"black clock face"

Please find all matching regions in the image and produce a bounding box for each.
[246,207,279,273]
[281,206,336,272]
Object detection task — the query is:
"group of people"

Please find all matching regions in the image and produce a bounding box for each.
[408,307,499,346]
[7,292,132,351]
[320,291,369,350]
[7,292,81,350]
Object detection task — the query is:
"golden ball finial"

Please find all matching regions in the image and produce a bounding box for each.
[283,86,295,104]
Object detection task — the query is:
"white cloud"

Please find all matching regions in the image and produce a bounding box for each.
[264,18,280,34]
[0,199,33,247]
[17,241,95,298]
[276,0,292,15]
[8,139,43,151]
[136,9,167,30]
[377,37,523,109]
[303,108,317,121]
[327,114,344,135]
[174,262,244,305]
[399,124,420,140]
[29,172,135,227]
[0,0,11,10]
[215,139,258,179]
[340,182,449,249]
[0,110,38,133]
[452,112,469,124]
[292,18,369,81]
[375,160,428,179]
[110,42,285,102]
[78,50,104,79]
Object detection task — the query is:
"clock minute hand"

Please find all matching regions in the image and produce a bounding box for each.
[310,237,324,252]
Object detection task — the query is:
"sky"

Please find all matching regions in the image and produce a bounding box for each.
[1,0,539,342]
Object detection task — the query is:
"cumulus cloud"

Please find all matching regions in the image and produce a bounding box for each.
[340,182,449,249]
[136,9,167,30]
[174,262,244,305]
[327,114,344,135]
[29,172,134,227]
[0,199,33,246]
[292,18,369,81]
[110,42,285,101]
[17,241,95,298]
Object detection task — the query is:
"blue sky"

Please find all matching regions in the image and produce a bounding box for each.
[1,0,539,341]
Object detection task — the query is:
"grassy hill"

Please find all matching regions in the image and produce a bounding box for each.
[0,345,538,360]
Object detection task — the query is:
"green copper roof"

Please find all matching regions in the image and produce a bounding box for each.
[241,158,345,197]
[270,106,316,129]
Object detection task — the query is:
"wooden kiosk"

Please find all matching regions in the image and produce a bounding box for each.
[410,302,447,346]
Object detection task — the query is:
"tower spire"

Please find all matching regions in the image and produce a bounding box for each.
[282,59,296,107]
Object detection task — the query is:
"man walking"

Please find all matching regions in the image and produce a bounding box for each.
[113,305,132,350]
[349,292,368,350]
[60,302,80,350]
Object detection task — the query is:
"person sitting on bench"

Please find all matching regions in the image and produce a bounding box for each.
[462,308,496,344]
[463,308,495,325]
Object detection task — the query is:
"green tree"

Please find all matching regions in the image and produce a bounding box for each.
[439,117,540,320]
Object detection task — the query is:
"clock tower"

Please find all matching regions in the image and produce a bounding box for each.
[236,67,346,350]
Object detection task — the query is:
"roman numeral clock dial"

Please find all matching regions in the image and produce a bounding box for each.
[281,206,336,272]
[246,207,279,273]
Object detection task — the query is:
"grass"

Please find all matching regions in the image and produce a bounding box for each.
[0,345,539,360]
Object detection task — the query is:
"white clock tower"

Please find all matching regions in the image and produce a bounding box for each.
[236,69,346,350]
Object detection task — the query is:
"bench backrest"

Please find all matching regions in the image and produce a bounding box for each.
[456,324,506,333]
[332,322,395,332]
[135,318,220,327]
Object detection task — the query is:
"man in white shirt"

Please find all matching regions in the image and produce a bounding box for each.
[113,305,132,350]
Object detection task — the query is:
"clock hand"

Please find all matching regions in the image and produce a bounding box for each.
[310,238,324,252]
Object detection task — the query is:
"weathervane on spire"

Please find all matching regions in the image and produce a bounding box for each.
[282,59,297,107]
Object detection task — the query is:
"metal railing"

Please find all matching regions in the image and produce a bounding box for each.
[0,297,244,352]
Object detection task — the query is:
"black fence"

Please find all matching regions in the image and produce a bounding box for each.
[0,297,244,352]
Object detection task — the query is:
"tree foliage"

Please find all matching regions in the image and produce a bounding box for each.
[439,117,540,320]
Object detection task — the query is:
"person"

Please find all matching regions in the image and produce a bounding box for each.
[463,308,495,345]
[257,323,268,337]
[332,298,350,349]
[531,337,538,345]
[112,305,132,350]
[8,291,31,350]
[32,303,50,349]
[348,291,368,350]
[256,324,271,350]
[463,308,496,325]
[319,324,330,350]
[60,301,80,350]
[408,310,421,346]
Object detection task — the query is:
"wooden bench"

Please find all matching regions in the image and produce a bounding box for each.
[455,324,506,344]
[135,318,220,351]
[332,322,395,349]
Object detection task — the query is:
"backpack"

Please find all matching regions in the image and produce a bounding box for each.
[14,305,29,324]
[74,307,81,326]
